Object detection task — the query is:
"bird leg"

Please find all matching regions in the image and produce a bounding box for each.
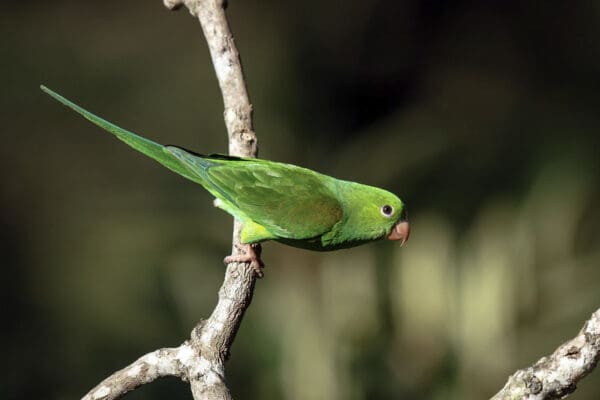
[223,243,264,278]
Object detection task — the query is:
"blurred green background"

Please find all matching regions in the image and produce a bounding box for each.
[3,1,600,399]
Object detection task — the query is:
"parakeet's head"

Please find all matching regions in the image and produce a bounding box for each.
[337,183,410,246]
[371,189,410,246]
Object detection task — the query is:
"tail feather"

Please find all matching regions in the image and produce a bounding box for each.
[40,85,206,187]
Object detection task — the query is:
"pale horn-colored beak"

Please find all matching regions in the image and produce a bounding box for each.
[388,220,410,246]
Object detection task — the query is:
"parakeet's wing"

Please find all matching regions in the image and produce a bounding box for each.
[166,147,343,240]
[40,85,206,186]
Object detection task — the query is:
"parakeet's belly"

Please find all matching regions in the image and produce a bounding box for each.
[275,236,378,252]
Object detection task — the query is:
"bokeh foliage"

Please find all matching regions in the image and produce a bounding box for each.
[2,1,600,399]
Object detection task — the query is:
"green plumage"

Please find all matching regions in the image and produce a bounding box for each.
[41,86,407,251]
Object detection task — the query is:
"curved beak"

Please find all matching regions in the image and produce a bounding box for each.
[388,220,410,246]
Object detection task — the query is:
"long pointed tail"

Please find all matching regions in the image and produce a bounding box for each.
[41,85,205,186]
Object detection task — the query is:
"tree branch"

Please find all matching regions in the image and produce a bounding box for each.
[492,308,600,399]
[165,1,259,398]
[81,1,257,399]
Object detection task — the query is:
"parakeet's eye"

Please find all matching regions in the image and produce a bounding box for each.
[381,205,394,217]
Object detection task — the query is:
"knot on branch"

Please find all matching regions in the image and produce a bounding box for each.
[191,319,208,344]
[163,0,185,11]
[163,0,203,16]
[524,373,543,394]
[228,131,258,158]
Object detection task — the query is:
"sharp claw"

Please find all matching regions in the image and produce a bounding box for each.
[252,261,264,278]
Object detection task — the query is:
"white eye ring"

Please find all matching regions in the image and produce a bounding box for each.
[381,205,394,217]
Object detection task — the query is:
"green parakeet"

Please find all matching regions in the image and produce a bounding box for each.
[41,86,410,276]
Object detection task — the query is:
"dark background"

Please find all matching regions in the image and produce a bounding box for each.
[3,1,600,399]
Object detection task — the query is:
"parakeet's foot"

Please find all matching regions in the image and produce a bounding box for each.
[224,243,264,278]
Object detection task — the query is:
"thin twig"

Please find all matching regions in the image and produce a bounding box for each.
[81,347,188,400]
[491,308,600,399]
